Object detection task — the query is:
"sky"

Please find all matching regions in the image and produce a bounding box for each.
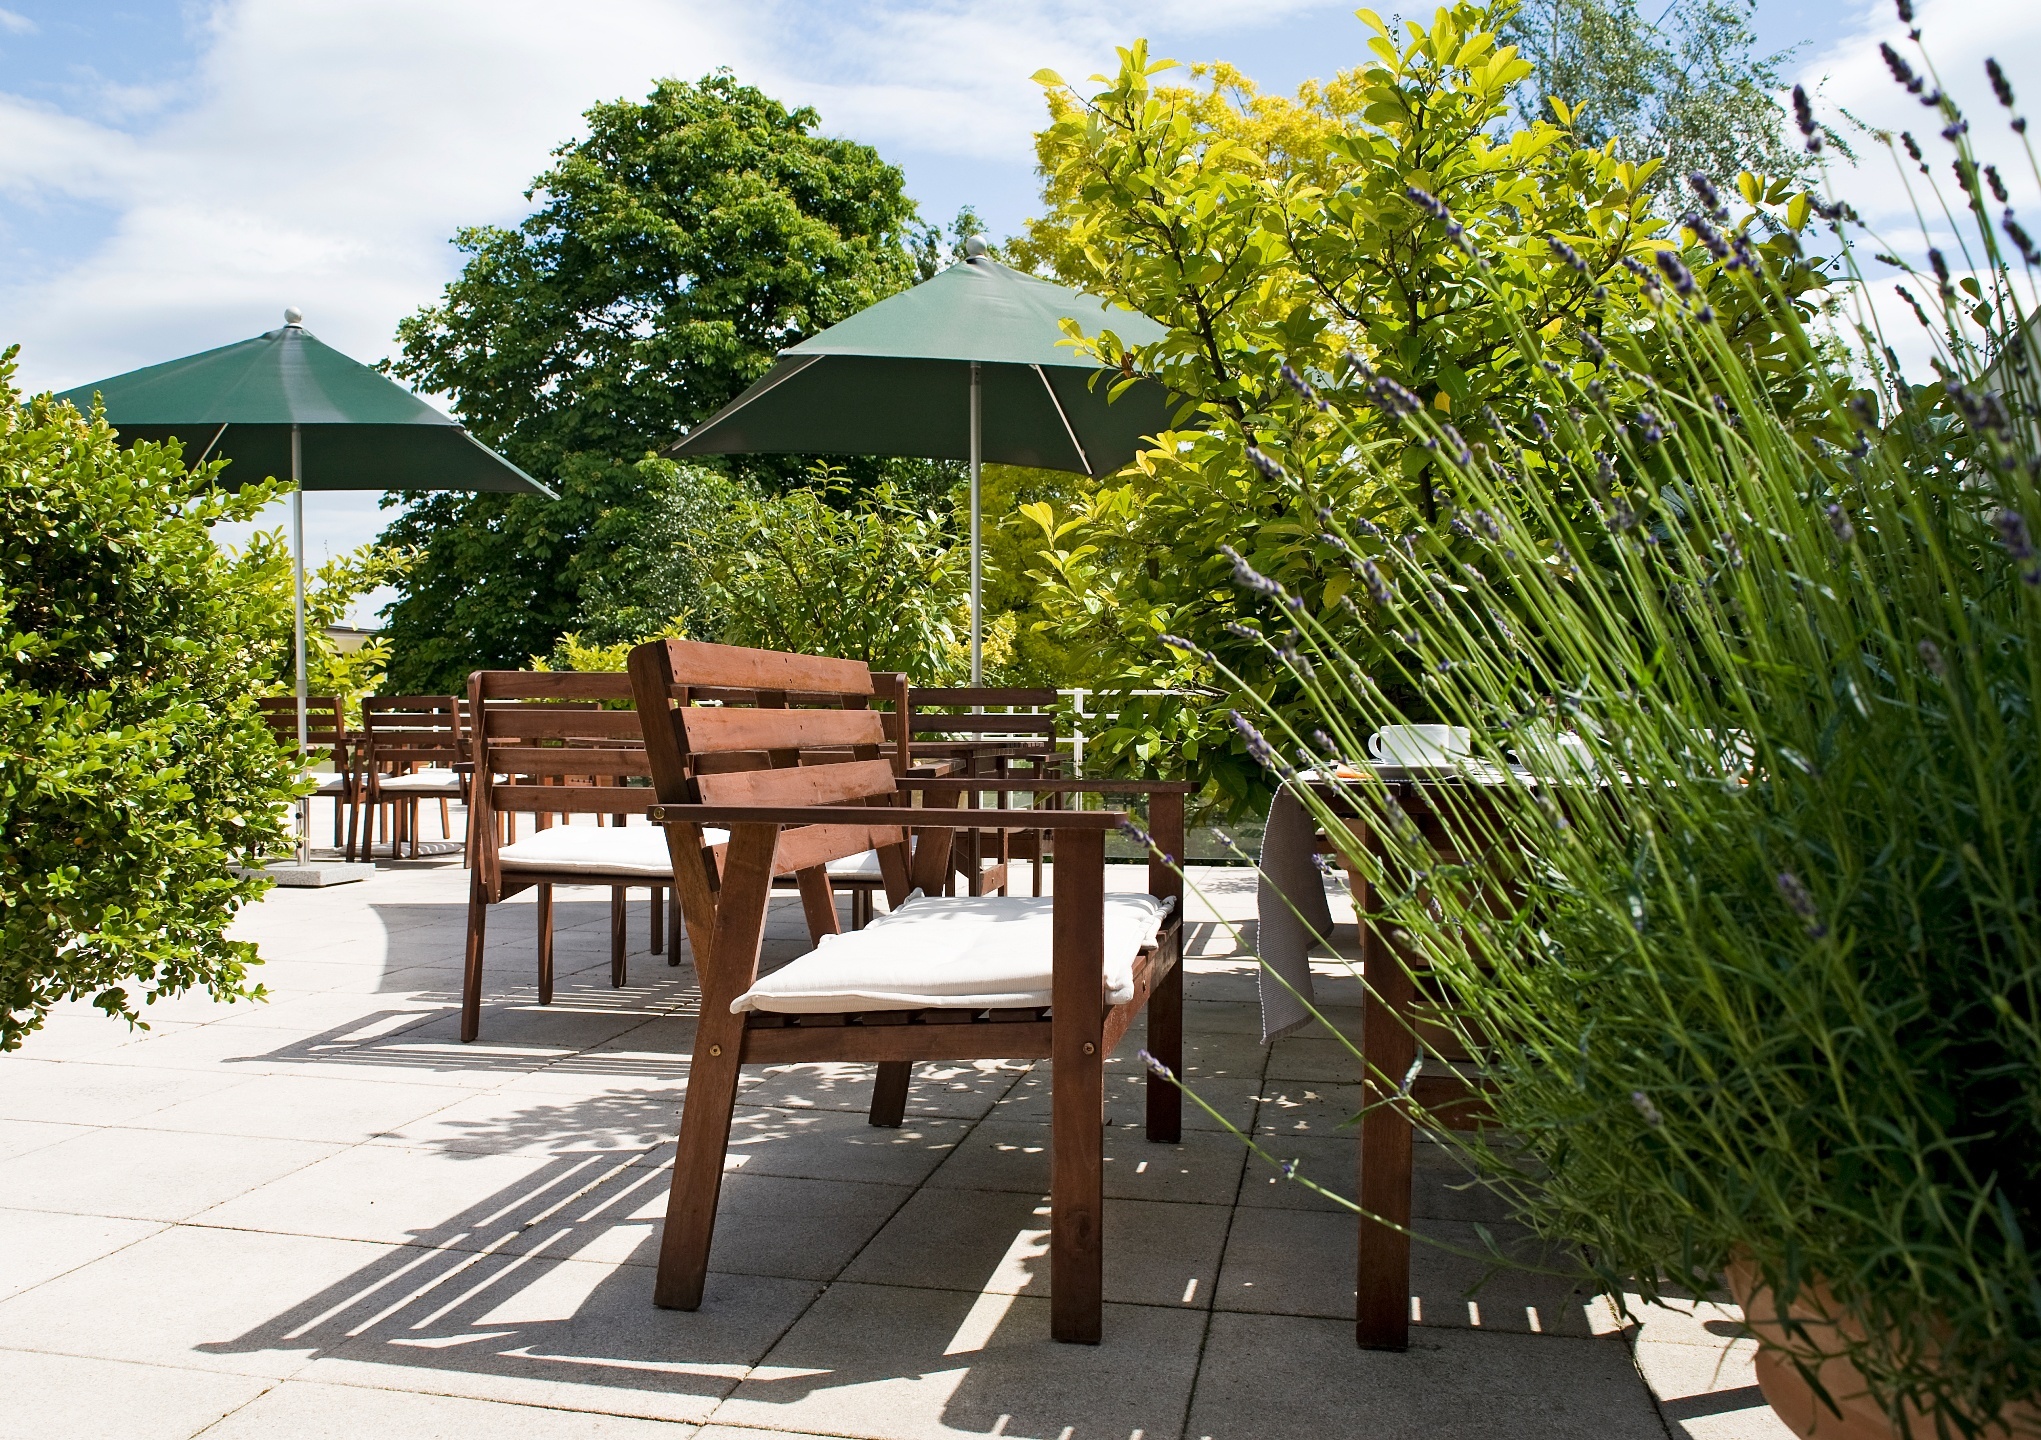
[0,0,2034,625]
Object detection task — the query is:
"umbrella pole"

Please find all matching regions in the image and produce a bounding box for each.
[291,424,310,867]
[969,362,982,686]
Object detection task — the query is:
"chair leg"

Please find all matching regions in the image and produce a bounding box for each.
[649,887,665,955]
[610,887,627,988]
[536,883,555,1006]
[440,796,452,839]
[869,1061,912,1128]
[667,887,684,967]
[461,873,489,1043]
[654,1005,746,1309]
[1050,826,1106,1344]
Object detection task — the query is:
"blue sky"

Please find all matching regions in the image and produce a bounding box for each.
[0,0,2029,622]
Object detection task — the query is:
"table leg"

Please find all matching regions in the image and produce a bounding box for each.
[1346,845,1415,1351]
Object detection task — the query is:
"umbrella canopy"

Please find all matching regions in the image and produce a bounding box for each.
[669,251,1176,476]
[56,315,551,495]
[58,311,550,873]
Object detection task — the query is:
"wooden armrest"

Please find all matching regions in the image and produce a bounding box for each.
[646,804,1129,831]
[905,777,1196,796]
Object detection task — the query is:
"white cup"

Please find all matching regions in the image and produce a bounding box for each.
[1367,724,1472,768]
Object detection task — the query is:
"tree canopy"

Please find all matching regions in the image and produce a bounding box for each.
[378,72,924,690]
[1502,0,1807,205]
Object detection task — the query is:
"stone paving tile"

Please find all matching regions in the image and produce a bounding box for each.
[145,1073,476,1145]
[201,1377,695,1438]
[0,1225,401,1377]
[0,1058,245,1126]
[1213,1205,1618,1338]
[0,1125,340,1223]
[0,1209,162,1301]
[924,1118,1249,1207]
[0,1347,271,1440]
[194,1141,623,1250]
[842,1186,1230,1312]
[736,1057,1029,1121]
[710,1281,1205,1440]
[0,1117,95,1163]
[1186,1313,1667,1440]
[580,1168,914,1281]
[370,1080,684,1158]
[706,1108,967,1188]
[302,1261,821,1426]
[1236,1133,1516,1223]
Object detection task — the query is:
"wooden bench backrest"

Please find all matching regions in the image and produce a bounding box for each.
[361,694,462,771]
[627,640,915,960]
[906,686,1059,742]
[259,695,348,753]
[626,640,908,788]
[468,671,648,817]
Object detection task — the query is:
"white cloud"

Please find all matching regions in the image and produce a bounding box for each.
[0,8,37,37]
[0,0,1337,391]
[0,0,1338,609]
[1791,0,2041,378]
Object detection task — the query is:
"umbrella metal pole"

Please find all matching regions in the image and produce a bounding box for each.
[969,361,982,686]
[291,424,310,867]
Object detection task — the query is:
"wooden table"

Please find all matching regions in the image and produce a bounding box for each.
[1269,771,1498,1351]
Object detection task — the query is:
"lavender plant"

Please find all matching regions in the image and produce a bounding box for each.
[1162,26,2041,1434]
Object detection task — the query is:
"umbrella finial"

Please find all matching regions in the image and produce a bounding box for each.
[283,307,303,327]
[963,236,988,261]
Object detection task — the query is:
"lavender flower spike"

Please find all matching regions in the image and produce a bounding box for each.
[1220,544,1282,597]
[1244,445,1287,481]
[1137,1048,1178,1083]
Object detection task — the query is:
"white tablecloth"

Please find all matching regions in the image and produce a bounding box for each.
[1254,785,1336,1043]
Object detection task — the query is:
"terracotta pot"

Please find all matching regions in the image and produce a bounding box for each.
[1724,1254,2040,1440]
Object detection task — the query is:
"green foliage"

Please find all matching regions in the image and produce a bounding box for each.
[1503,0,1809,205]
[703,477,977,683]
[1011,2,1837,811]
[218,527,413,717]
[568,462,985,684]
[1222,57,2041,1428]
[0,352,297,1051]
[379,72,926,690]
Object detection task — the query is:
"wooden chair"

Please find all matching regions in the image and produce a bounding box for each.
[361,695,466,859]
[460,671,680,1043]
[259,695,358,855]
[627,638,1192,1344]
[898,685,1064,897]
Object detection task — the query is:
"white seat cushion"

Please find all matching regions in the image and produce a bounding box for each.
[375,767,462,793]
[498,823,729,878]
[825,848,884,880]
[733,893,1170,1014]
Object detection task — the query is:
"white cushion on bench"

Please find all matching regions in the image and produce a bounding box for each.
[375,767,462,793]
[825,848,884,880]
[499,823,731,878]
[732,892,1169,1014]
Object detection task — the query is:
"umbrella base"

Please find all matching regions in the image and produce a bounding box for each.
[238,860,376,888]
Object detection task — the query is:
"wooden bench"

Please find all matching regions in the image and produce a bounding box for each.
[628,638,1193,1344]
[259,694,358,856]
[360,694,465,859]
[460,671,672,1042]
[897,684,1063,897]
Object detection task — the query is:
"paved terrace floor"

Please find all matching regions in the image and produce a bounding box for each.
[1,805,1790,1439]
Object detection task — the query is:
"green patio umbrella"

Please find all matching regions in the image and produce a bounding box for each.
[58,310,552,870]
[669,242,1178,681]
